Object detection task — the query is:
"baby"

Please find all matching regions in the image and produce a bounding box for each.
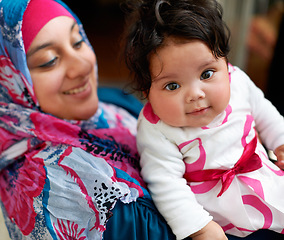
[122,0,284,239]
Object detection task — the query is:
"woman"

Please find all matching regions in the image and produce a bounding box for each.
[0,0,175,239]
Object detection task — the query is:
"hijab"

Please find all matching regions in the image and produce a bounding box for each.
[0,0,145,238]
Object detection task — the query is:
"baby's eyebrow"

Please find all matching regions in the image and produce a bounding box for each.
[152,73,177,83]
[198,58,218,70]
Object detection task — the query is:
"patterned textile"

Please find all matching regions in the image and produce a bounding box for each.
[0,0,148,239]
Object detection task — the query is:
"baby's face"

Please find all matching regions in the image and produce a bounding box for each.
[27,16,98,120]
[148,38,230,128]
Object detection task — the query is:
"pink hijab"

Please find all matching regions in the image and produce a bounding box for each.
[22,0,74,52]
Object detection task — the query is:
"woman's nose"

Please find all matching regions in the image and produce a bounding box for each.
[65,50,92,79]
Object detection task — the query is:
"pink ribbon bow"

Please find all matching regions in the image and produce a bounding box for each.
[184,136,262,197]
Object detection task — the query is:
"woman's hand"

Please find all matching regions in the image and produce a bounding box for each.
[189,220,228,240]
[274,144,284,170]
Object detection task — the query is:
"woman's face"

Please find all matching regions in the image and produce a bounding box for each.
[27,16,98,120]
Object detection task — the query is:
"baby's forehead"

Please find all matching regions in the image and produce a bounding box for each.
[149,40,223,74]
[154,37,210,57]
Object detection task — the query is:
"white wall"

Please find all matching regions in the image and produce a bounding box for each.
[218,0,256,69]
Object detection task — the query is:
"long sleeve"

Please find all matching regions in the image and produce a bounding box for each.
[137,117,212,239]
[233,67,284,151]
[135,66,284,239]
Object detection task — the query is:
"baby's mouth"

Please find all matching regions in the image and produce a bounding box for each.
[187,106,210,115]
[63,82,89,95]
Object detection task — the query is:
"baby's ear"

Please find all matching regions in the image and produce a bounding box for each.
[142,91,150,101]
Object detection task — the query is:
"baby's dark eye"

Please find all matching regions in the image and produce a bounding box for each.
[165,83,180,91]
[201,70,213,80]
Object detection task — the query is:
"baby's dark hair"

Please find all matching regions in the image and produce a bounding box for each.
[121,0,230,97]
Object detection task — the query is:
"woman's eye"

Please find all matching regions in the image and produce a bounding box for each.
[39,57,57,68]
[73,39,84,49]
[165,83,180,91]
[201,70,213,80]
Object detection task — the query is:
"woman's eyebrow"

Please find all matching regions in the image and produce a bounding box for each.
[71,21,77,31]
[26,20,78,58]
[26,43,52,57]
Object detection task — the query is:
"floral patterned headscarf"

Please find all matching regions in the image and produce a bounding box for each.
[0,0,94,169]
[0,0,146,239]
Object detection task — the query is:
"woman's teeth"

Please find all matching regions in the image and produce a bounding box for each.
[64,83,88,95]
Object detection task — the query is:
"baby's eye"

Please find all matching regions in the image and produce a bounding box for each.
[201,70,213,80]
[73,39,84,49]
[165,82,180,91]
[38,57,57,68]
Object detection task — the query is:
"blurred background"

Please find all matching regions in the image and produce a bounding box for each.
[1,0,284,239]
[66,0,284,94]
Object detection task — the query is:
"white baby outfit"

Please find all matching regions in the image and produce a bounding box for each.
[137,66,284,239]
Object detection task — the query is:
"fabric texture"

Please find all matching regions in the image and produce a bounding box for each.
[0,0,174,239]
[103,198,175,240]
[97,87,143,119]
[137,65,284,239]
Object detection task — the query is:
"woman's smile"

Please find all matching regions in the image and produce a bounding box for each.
[63,80,90,95]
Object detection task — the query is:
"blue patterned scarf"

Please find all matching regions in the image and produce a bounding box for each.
[0,1,146,239]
